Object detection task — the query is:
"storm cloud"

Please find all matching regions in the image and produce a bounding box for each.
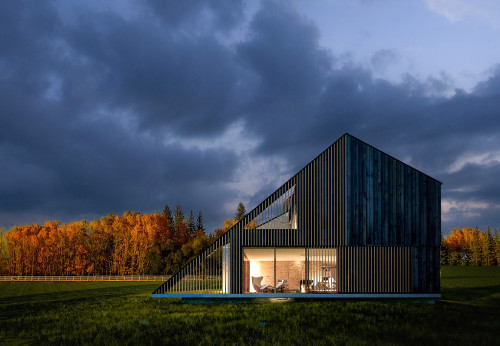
[1,1,499,233]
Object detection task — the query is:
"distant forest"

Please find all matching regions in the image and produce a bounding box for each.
[0,204,246,276]
[441,227,500,266]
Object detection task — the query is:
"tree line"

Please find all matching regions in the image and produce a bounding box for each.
[0,206,208,276]
[0,203,249,276]
[441,227,500,266]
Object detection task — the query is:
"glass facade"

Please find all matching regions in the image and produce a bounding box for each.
[243,247,337,293]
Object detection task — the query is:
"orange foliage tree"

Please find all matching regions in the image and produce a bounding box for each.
[443,227,499,266]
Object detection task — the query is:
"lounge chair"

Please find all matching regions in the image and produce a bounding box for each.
[276,280,287,292]
[251,276,273,293]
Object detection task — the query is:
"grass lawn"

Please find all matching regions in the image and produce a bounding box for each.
[0,267,499,345]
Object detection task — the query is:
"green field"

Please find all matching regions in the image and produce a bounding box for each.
[1,267,499,345]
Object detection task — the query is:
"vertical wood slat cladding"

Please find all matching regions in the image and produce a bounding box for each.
[338,246,411,293]
[298,135,346,248]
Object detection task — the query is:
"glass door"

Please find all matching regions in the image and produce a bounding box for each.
[307,248,337,292]
[275,248,306,293]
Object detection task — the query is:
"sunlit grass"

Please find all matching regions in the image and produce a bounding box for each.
[0,267,498,345]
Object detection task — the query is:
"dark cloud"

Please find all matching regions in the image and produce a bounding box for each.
[236,1,333,162]
[58,9,242,137]
[474,65,500,97]
[371,49,398,73]
[147,0,245,31]
[1,1,500,234]
[238,2,330,98]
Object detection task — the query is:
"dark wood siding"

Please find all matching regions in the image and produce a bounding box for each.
[411,246,440,293]
[346,136,441,247]
[345,135,441,293]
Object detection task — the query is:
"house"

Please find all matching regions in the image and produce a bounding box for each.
[152,134,441,299]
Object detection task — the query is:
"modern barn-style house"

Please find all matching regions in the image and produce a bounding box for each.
[152,134,441,299]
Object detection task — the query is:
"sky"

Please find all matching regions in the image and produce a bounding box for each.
[1,0,500,235]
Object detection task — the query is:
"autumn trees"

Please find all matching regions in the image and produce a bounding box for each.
[0,206,210,276]
[0,202,254,276]
[441,227,500,266]
[0,227,7,275]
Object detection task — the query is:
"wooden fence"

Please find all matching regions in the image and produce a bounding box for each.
[0,275,170,282]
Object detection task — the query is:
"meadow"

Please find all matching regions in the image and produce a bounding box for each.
[0,266,499,345]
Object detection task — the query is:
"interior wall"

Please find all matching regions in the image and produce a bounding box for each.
[248,260,274,292]
[276,261,303,291]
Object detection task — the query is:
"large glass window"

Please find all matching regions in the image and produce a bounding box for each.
[251,186,297,230]
[245,247,338,293]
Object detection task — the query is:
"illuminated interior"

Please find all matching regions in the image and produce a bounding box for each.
[243,248,337,293]
[307,248,337,292]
